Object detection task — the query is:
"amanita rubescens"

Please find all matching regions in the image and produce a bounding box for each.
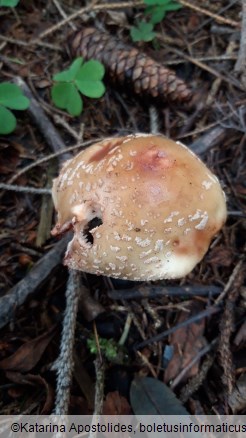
[51,134,227,281]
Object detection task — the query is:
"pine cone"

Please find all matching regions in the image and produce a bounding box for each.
[71,27,193,104]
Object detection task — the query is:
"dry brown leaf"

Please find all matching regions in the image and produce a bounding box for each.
[103,391,131,415]
[0,326,57,373]
[0,142,24,175]
[102,391,132,438]
[164,302,206,383]
[6,371,54,414]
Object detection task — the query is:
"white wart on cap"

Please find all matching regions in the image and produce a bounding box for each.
[51,134,227,281]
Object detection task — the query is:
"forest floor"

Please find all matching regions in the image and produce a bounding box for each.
[0,0,245,416]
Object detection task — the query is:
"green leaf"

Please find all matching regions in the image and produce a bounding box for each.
[144,0,170,5]
[145,5,166,23]
[0,0,19,6]
[87,337,118,360]
[0,106,16,134]
[74,60,105,98]
[53,58,83,82]
[164,2,182,11]
[144,0,182,23]
[75,60,105,81]
[0,82,29,110]
[66,86,83,116]
[51,82,83,116]
[75,79,105,98]
[130,21,156,42]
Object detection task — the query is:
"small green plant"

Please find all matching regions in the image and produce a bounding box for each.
[87,337,118,361]
[145,0,182,24]
[51,57,105,116]
[0,0,19,6]
[130,21,156,42]
[131,0,182,42]
[0,82,30,135]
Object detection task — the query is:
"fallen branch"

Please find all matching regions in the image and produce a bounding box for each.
[0,234,71,330]
[0,183,51,195]
[13,77,71,163]
[108,285,222,300]
[134,306,221,350]
[189,126,229,155]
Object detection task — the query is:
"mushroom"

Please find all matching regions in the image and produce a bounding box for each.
[51,134,227,281]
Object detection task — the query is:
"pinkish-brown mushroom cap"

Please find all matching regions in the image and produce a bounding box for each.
[51,134,227,281]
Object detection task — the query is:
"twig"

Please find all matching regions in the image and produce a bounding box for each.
[177,113,233,140]
[206,40,237,106]
[53,269,80,414]
[0,234,71,330]
[0,183,51,195]
[31,1,144,43]
[93,321,102,364]
[171,340,217,390]
[107,285,222,300]
[36,162,56,247]
[89,357,105,438]
[134,306,221,350]
[189,126,228,156]
[179,353,215,403]
[52,0,76,31]
[125,306,147,343]
[215,259,244,305]
[165,54,238,65]
[118,314,132,346]
[142,299,162,329]
[218,259,245,395]
[14,77,71,164]
[53,115,83,141]
[196,0,239,32]
[136,350,157,378]
[234,0,246,87]
[177,0,240,28]
[8,138,105,184]
[167,45,243,91]
[149,106,160,134]
[0,34,62,52]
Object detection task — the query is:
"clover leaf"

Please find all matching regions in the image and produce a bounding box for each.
[0,0,19,6]
[130,0,182,42]
[144,0,182,24]
[0,82,30,135]
[130,22,156,42]
[144,0,171,4]
[51,83,82,116]
[51,57,105,116]
[53,58,83,83]
[75,60,105,98]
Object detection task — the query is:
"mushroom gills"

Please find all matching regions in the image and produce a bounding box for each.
[83,216,103,245]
